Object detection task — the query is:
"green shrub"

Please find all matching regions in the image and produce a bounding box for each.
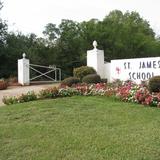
[18,91,38,103]
[73,66,96,80]
[61,77,80,87]
[2,96,18,105]
[58,88,80,97]
[101,78,108,83]
[82,74,101,84]
[39,87,59,99]
[2,91,37,105]
[149,76,160,93]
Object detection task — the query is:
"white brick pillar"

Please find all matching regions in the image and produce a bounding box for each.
[18,53,30,85]
[87,41,105,78]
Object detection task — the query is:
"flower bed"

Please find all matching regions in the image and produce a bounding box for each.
[2,81,160,107]
[115,81,160,107]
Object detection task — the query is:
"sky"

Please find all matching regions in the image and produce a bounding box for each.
[1,0,160,37]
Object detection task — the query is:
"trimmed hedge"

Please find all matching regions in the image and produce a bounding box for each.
[101,78,108,83]
[149,76,160,93]
[61,77,80,87]
[73,66,96,80]
[82,74,101,84]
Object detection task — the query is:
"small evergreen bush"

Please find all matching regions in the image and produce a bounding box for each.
[149,76,160,93]
[82,74,101,84]
[61,77,80,87]
[101,78,108,83]
[73,66,96,80]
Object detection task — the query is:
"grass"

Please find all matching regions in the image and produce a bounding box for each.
[0,96,160,160]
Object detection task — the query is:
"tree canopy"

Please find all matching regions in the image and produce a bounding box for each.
[0,8,160,78]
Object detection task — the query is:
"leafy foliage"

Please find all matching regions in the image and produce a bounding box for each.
[2,91,37,105]
[1,7,160,78]
[82,74,101,84]
[39,87,59,99]
[149,76,160,93]
[2,81,160,107]
[73,66,96,80]
[101,78,108,83]
[61,77,80,87]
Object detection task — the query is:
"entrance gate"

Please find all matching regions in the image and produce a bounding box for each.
[18,53,61,85]
[29,63,61,83]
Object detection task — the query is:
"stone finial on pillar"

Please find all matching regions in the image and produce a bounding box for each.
[93,40,98,50]
[87,41,105,78]
[22,53,26,59]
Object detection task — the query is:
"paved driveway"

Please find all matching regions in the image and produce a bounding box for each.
[0,84,59,106]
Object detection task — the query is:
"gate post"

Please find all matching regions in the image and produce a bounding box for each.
[87,41,105,78]
[18,53,30,85]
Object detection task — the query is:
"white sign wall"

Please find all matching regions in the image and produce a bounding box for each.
[111,57,160,83]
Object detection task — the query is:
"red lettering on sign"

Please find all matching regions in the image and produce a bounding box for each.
[116,67,121,74]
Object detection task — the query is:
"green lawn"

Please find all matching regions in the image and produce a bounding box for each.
[1,96,160,160]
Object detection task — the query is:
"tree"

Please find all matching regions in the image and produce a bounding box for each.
[0,1,9,78]
[41,10,160,78]
[80,19,102,50]
[43,23,59,46]
[0,1,7,47]
[101,10,158,60]
[2,8,159,79]
[54,19,84,77]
